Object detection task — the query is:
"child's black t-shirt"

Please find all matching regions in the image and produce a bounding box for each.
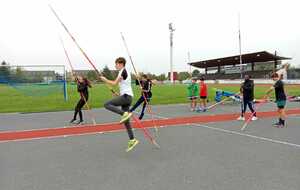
[274,80,286,101]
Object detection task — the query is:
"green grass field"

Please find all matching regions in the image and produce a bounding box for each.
[0,83,299,113]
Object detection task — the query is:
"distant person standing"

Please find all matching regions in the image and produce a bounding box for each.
[266,72,287,128]
[198,77,208,112]
[187,78,199,111]
[237,75,257,121]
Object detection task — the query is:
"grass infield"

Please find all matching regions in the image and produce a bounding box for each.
[0,83,299,113]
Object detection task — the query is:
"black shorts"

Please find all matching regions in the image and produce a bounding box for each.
[276,100,286,109]
[200,96,207,99]
[188,96,198,100]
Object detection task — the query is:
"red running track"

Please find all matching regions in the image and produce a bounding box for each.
[1,109,300,142]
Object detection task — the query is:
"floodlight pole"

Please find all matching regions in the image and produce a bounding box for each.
[238,13,243,79]
[188,51,191,76]
[169,23,175,83]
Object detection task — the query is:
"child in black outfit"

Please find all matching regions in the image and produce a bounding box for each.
[237,75,257,121]
[70,76,92,124]
[130,74,153,120]
[266,72,287,128]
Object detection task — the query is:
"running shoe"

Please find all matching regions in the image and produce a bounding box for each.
[120,112,133,123]
[237,116,245,121]
[275,121,285,128]
[273,122,281,127]
[251,116,258,121]
[126,138,139,152]
[274,124,284,128]
[76,120,84,125]
[70,119,76,124]
[196,108,203,112]
[139,113,145,120]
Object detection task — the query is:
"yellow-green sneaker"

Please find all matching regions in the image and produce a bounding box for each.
[120,112,132,123]
[126,139,139,152]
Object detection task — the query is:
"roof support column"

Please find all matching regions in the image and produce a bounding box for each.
[274,51,278,71]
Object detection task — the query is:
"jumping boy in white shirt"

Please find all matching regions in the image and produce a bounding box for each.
[100,57,139,152]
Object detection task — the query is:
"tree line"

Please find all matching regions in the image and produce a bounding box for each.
[0,61,58,83]
[81,65,201,82]
[1,60,203,83]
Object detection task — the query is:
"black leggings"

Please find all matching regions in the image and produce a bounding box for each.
[104,94,134,140]
[73,97,88,121]
[242,99,256,117]
[130,95,151,120]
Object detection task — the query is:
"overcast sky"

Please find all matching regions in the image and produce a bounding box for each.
[0,0,299,74]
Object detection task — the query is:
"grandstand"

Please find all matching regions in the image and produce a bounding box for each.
[188,51,291,79]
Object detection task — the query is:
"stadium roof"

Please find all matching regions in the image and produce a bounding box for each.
[188,51,291,68]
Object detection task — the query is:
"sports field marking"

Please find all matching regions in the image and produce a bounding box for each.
[192,123,300,149]
[0,109,300,143]
[148,110,300,149]
[287,115,300,119]
[133,111,167,119]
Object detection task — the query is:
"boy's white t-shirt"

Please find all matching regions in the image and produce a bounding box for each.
[117,68,133,97]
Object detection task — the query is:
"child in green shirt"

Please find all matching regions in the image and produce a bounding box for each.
[187,78,199,111]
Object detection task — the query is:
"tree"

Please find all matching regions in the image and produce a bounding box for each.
[192,69,200,77]
[0,61,10,82]
[35,73,44,83]
[111,70,118,79]
[87,70,98,81]
[15,67,24,82]
[178,72,191,81]
[146,73,156,80]
[102,66,114,80]
[157,74,166,81]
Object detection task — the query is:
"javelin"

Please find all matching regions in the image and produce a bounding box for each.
[120,33,160,147]
[120,33,159,132]
[49,4,116,95]
[132,115,160,149]
[240,99,267,131]
[60,37,97,125]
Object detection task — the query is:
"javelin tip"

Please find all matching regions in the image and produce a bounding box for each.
[48,3,54,11]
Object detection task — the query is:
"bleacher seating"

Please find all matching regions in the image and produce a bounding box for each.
[200,70,273,80]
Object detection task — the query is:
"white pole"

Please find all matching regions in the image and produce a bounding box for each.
[170,32,173,83]
[169,23,175,83]
[188,51,191,76]
[238,13,243,79]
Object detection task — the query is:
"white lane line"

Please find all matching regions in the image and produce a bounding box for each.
[287,115,300,119]
[147,112,300,149]
[192,123,300,149]
[133,111,168,119]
